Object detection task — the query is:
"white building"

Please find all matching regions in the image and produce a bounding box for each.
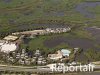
[48,49,71,60]
[34,50,41,56]
[0,41,17,53]
[48,51,63,60]
[3,35,18,41]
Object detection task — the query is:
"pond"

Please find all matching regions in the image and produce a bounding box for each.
[75,2,100,18]
[44,36,95,50]
[44,27,100,51]
[85,27,100,44]
[2,0,12,3]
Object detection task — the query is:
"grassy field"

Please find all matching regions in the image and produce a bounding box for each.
[0,0,99,63]
[21,33,70,53]
[0,0,100,34]
[0,0,100,51]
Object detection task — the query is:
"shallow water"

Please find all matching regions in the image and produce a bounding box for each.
[85,27,100,44]
[44,37,95,50]
[44,27,100,50]
[75,2,100,18]
[2,0,12,3]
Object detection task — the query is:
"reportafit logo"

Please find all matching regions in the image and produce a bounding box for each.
[50,63,95,73]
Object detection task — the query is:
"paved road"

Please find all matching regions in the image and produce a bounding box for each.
[0,65,51,73]
[0,65,100,73]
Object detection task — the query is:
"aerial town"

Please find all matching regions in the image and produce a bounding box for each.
[0,0,100,75]
[0,27,73,65]
[0,27,100,74]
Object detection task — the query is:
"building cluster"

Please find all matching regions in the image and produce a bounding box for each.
[3,48,72,66]
[0,27,74,66]
[34,50,47,65]
[46,27,71,33]
[12,27,71,36]
[6,49,47,65]
[7,49,31,65]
